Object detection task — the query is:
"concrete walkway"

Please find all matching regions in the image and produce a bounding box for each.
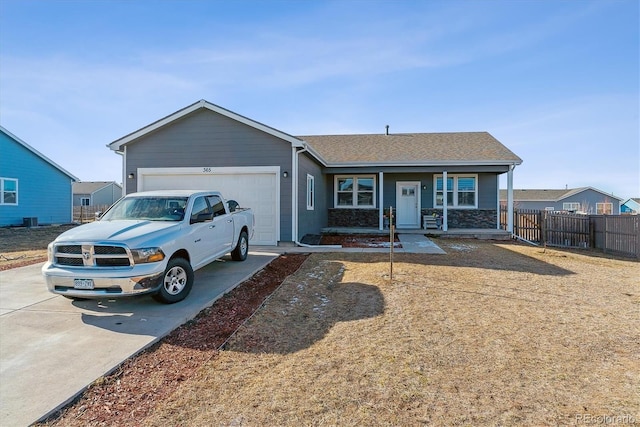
[396,234,446,254]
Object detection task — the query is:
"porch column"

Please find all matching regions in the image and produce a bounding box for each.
[507,165,514,233]
[379,172,384,230]
[442,170,448,231]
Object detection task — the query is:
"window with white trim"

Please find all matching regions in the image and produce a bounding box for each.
[563,202,580,212]
[335,175,375,208]
[81,197,90,206]
[0,178,18,205]
[433,174,477,208]
[306,174,315,210]
[596,203,612,215]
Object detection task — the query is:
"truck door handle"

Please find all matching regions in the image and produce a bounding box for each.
[209,225,215,229]
[227,219,233,223]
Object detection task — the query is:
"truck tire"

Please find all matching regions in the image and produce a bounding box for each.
[153,258,194,304]
[231,230,249,261]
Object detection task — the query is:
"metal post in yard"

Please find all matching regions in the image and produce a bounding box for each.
[389,206,394,282]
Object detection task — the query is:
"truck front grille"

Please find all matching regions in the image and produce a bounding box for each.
[53,244,132,267]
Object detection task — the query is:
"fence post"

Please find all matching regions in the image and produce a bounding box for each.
[541,210,547,249]
[603,215,609,255]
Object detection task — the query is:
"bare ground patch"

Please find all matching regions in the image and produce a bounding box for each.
[137,242,639,426]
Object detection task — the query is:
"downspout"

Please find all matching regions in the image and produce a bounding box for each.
[116,149,126,194]
[293,144,341,248]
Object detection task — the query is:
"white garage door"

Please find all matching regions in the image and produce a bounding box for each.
[138,167,279,245]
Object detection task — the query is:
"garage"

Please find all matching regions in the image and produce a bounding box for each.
[138,167,280,245]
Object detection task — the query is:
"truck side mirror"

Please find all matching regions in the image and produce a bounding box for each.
[190,212,213,224]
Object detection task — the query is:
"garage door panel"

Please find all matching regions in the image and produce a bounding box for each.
[140,171,278,245]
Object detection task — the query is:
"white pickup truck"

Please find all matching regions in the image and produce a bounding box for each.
[42,190,254,304]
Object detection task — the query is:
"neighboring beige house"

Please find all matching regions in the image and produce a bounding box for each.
[72,181,122,207]
[499,187,623,214]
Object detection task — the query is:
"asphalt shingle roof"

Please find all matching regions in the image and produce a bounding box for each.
[298,132,522,166]
[73,181,120,194]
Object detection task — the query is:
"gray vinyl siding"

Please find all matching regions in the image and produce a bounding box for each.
[124,108,294,241]
[93,185,122,205]
[477,173,498,209]
[73,185,121,206]
[297,152,327,239]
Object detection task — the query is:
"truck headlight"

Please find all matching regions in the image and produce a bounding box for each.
[47,243,54,262]
[131,248,165,264]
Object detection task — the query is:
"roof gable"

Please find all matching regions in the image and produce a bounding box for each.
[0,126,79,181]
[108,100,304,152]
[299,132,522,166]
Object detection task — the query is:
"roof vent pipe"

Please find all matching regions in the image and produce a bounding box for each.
[385,125,389,135]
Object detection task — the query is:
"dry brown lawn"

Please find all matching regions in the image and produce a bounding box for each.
[0,225,76,270]
[135,242,638,426]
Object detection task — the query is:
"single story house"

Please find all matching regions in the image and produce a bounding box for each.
[621,198,640,215]
[499,187,623,215]
[108,100,523,245]
[73,181,122,207]
[0,126,78,227]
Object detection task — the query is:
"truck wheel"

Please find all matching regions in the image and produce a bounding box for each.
[231,230,249,261]
[153,258,194,304]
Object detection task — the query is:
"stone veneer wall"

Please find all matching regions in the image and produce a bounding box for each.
[328,209,379,228]
[328,208,497,229]
[423,209,498,229]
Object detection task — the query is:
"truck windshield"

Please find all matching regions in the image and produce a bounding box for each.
[101,197,188,221]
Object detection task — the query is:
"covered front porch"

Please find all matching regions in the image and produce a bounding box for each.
[325,168,518,235]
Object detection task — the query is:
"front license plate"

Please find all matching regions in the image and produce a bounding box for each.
[74,279,94,290]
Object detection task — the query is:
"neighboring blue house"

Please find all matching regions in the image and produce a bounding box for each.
[0,126,79,227]
[499,187,623,214]
[621,198,640,215]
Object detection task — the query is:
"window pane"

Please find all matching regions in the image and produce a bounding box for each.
[435,177,452,191]
[458,192,475,206]
[457,177,475,191]
[357,192,373,206]
[338,178,353,191]
[436,192,444,206]
[4,192,16,204]
[190,197,211,221]
[357,178,373,191]
[307,176,314,209]
[337,193,353,206]
[4,180,16,192]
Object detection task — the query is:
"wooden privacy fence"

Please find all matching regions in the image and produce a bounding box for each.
[500,209,640,259]
[73,205,111,223]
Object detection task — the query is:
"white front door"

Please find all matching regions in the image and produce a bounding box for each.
[396,182,421,229]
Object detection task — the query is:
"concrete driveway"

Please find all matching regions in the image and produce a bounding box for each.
[0,249,280,427]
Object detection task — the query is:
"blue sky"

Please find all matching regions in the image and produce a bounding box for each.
[1,0,638,199]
